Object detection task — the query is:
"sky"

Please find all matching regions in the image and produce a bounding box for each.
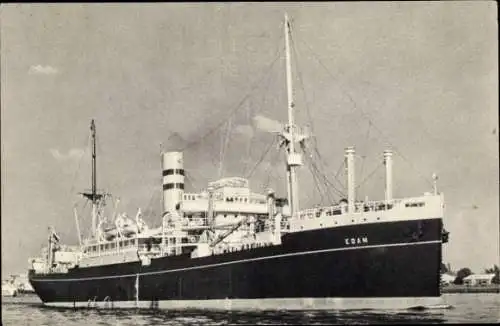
[1,2,498,276]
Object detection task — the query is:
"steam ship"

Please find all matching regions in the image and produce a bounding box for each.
[28,15,449,310]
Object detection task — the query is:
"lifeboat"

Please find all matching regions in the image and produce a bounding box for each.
[102,215,148,240]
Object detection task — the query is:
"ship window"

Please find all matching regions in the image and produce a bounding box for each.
[162,169,185,176]
[405,202,425,208]
[163,183,184,190]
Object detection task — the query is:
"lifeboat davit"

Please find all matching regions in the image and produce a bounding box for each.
[102,215,147,240]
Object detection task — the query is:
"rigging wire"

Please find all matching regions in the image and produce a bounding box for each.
[309,158,344,200]
[242,59,278,177]
[306,146,346,198]
[184,171,198,192]
[143,189,160,222]
[218,117,233,178]
[297,36,435,188]
[355,162,384,191]
[302,151,331,201]
[261,137,283,191]
[95,131,112,197]
[358,121,372,194]
[76,198,91,239]
[245,137,277,180]
[181,34,285,153]
[302,147,346,199]
[290,28,316,148]
[291,28,349,203]
[69,133,91,197]
[313,145,346,193]
[305,159,328,205]
[332,158,346,191]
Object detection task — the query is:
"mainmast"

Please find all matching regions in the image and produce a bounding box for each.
[281,13,305,217]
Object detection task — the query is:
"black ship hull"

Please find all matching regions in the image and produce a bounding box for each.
[29,218,444,310]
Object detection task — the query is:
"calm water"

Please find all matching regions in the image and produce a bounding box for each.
[2,294,499,325]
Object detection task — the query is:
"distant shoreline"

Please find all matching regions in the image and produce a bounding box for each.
[442,284,499,294]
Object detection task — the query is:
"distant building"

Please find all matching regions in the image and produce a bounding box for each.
[8,273,34,293]
[463,274,496,286]
[441,273,456,286]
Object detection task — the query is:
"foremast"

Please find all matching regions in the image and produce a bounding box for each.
[81,119,105,239]
[280,13,308,217]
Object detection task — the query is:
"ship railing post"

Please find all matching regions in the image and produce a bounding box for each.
[161,212,167,255]
[135,274,139,308]
[47,229,53,273]
[383,149,393,208]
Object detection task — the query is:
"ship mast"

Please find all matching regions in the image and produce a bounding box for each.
[82,119,103,238]
[281,13,304,217]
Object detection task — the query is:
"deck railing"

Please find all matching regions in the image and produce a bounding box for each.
[294,197,431,220]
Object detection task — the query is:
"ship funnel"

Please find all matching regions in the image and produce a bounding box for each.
[383,149,393,202]
[162,152,185,214]
[345,146,356,213]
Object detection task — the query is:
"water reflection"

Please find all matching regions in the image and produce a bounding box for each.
[33,305,447,325]
[4,294,500,325]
